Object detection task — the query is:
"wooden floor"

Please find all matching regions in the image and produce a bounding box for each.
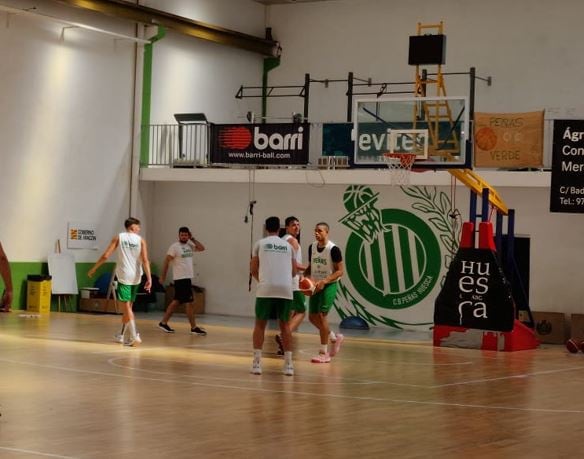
[0,312,582,458]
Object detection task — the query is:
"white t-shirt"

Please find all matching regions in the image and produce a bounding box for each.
[116,232,143,285]
[253,235,294,299]
[167,241,195,280]
[282,233,301,291]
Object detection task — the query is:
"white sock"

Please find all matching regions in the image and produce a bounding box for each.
[253,349,262,361]
[329,331,337,342]
[127,320,137,340]
[320,344,328,354]
[284,351,293,364]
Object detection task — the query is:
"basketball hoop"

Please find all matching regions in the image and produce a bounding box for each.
[383,152,417,186]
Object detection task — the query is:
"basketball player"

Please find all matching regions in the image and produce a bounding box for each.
[159,226,206,335]
[88,217,151,346]
[274,216,310,355]
[305,222,344,363]
[0,242,13,312]
[250,216,297,376]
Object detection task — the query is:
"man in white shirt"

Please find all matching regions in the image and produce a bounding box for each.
[159,226,206,335]
[89,217,152,346]
[250,216,297,376]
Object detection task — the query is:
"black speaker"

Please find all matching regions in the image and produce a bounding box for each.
[408,34,446,65]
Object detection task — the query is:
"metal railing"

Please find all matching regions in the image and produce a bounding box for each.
[145,123,211,167]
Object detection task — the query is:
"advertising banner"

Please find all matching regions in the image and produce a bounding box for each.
[211,123,309,165]
[550,119,584,213]
[474,111,544,168]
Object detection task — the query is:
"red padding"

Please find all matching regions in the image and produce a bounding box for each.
[478,222,496,251]
[460,222,475,249]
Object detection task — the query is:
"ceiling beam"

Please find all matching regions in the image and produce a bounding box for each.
[53,0,281,57]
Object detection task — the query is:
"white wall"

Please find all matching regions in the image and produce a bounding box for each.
[0,0,267,262]
[147,179,581,324]
[265,0,584,121]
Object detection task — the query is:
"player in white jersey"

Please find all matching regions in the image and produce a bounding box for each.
[159,226,206,335]
[305,222,344,363]
[88,218,151,346]
[274,216,308,355]
[250,216,297,376]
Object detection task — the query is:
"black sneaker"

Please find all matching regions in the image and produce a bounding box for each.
[191,326,207,336]
[158,322,175,333]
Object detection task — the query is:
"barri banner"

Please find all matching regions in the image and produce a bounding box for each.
[474,111,543,168]
[550,119,584,213]
[211,123,309,165]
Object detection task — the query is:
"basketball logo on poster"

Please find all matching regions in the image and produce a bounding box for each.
[335,185,457,329]
[67,222,98,249]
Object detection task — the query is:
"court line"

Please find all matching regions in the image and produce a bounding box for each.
[2,356,584,414]
[107,356,384,386]
[0,446,78,458]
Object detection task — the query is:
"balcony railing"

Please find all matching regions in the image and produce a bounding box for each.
[145,123,211,167]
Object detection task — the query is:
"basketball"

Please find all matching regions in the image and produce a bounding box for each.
[343,185,377,213]
[475,127,498,151]
[299,277,316,296]
[566,339,579,354]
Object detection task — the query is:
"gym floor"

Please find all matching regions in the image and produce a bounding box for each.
[0,312,581,458]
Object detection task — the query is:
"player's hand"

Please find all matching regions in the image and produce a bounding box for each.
[88,268,95,278]
[144,279,152,293]
[315,280,326,292]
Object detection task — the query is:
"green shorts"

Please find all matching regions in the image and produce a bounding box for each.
[292,291,306,313]
[309,282,338,315]
[117,283,140,302]
[255,297,292,322]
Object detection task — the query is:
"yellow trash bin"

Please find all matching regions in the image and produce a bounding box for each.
[27,275,52,313]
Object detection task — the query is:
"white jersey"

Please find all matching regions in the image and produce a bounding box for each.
[309,240,338,283]
[116,232,143,285]
[167,241,195,280]
[282,233,302,291]
[253,235,294,299]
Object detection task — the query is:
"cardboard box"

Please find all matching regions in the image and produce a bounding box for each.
[79,298,120,314]
[165,286,205,315]
[532,311,567,344]
[27,277,52,313]
[570,314,584,343]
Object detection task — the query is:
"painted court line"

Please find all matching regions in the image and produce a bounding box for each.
[0,446,78,458]
[2,356,584,414]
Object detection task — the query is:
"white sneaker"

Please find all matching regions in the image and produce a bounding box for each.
[251,359,262,375]
[124,333,142,347]
[330,334,344,357]
[329,331,337,342]
[113,334,124,344]
[283,361,294,376]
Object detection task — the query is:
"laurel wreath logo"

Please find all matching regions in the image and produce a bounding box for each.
[334,186,458,329]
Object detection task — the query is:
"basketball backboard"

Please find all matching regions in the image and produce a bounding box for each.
[353,96,469,169]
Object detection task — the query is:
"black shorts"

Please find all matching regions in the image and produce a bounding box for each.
[174,278,193,304]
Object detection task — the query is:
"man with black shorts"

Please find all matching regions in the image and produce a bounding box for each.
[88,217,152,346]
[159,226,206,335]
[250,216,297,376]
[305,222,344,363]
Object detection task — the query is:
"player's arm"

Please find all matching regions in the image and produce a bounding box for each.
[304,244,312,277]
[189,232,205,252]
[250,256,260,281]
[287,237,307,272]
[140,238,152,293]
[0,242,13,309]
[88,236,119,278]
[159,253,175,285]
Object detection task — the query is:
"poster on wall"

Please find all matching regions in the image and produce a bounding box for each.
[67,222,98,249]
[473,111,543,168]
[550,119,584,213]
[211,123,309,165]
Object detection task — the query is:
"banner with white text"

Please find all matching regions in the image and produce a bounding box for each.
[550,120,584,213]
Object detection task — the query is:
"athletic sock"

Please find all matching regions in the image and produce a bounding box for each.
[127,320,137,340]
[253,349,262,360]
[284,351,293,363]
[329,331,337,342]
[320,344,328,354]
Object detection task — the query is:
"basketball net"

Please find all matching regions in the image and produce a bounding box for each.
[382,153,417,186]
